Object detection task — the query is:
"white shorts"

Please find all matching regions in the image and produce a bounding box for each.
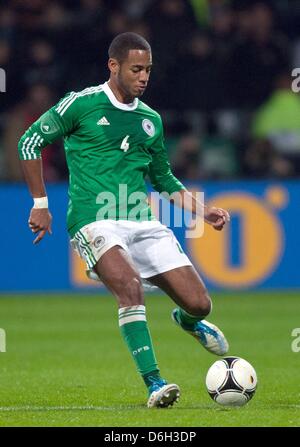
[70,220,192,283]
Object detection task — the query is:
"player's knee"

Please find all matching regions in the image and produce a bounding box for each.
[199,295,212,317]
[117,276,144,307]
[186,292,212,317]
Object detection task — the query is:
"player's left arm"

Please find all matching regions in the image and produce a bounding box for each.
[148,117,230,231]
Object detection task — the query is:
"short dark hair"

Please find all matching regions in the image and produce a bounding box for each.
[108,32,151,63]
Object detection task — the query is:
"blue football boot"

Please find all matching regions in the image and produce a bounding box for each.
[147,377,180,408]
[172,308,229,356]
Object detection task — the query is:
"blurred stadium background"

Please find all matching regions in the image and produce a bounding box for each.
[1,0,300,292]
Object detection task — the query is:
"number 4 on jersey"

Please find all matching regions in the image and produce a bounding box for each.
[120,135,130,152]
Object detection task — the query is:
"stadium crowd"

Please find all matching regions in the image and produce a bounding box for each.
[1,0,300,181]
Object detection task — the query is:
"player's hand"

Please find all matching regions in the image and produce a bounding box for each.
[204,206,230,231]
[28,208,52,244]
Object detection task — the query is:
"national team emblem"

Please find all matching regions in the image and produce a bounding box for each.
[142,119,155,137]
[93,236,105,249]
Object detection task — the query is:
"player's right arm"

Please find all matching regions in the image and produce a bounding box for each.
[18,92,79,243]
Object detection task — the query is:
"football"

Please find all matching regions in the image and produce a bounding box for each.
[205,356,257,407]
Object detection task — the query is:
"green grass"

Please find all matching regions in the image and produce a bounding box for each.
[0,292,299,427]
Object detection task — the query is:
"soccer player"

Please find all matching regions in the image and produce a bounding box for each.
[18,32,230,408]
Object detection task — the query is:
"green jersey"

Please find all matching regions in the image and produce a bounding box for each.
[18,82,185,237]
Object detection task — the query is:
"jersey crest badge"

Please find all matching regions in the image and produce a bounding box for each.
[97,116,110,126]
[142,119,155,137]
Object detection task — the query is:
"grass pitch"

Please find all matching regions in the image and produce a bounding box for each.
[0,292,299,427]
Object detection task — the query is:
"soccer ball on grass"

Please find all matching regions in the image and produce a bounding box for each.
[205,356,257,407]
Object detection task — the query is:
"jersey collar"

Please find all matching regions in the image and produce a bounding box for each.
[102,81,138,111]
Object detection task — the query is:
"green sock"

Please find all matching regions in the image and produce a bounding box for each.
[119,305,161,388]
[177,307,205,329]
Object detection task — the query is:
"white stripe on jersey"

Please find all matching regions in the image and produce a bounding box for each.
[24,132,38,160]
[58,86,103,116]
[56,85,103,116]
[21,133,44,160]
[56,85,100,113]
[55,91,76,114]
[31,135,44,158]
[21,136,30,159]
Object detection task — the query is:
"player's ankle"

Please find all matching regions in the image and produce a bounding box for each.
[142,370,163,388]
[177,307,202,329]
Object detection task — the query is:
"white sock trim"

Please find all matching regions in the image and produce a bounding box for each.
[118,305,146,327]
[118,305,145,316]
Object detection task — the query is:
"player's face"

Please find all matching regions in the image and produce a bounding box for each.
[117,50,152,99]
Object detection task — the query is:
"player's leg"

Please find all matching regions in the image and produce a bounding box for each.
[148,264,211,317]
[93,245,180,407]
[128,221,228,356]
[147,265,229,356]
